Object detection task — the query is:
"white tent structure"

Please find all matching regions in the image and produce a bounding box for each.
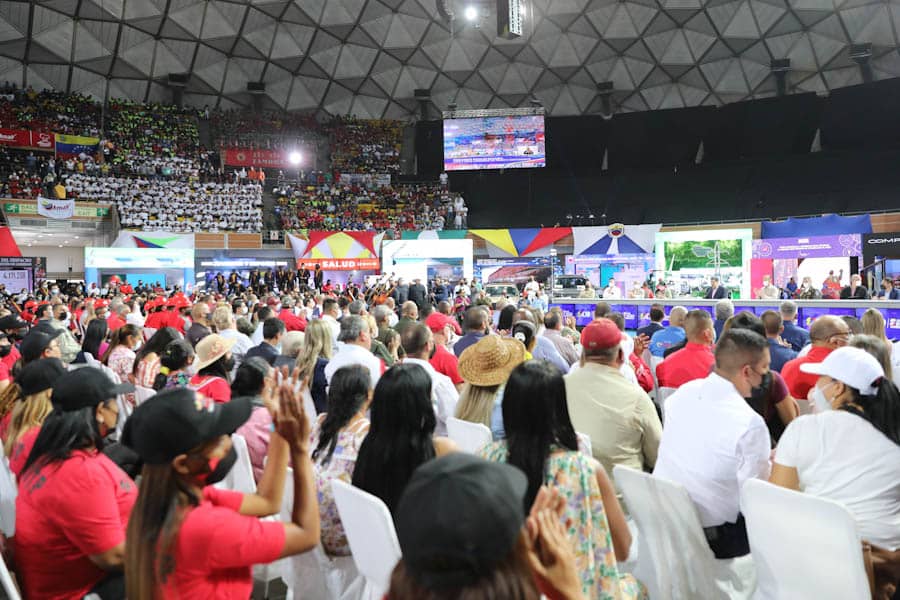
[1,0,899,117]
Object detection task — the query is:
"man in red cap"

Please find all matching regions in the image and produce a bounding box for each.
[162,296,190,334]
[564,318,662,480]
[425,312,463,388]
[277,296,306,332]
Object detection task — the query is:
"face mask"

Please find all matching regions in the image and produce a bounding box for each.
[221,356,236,373]
[133,340,142,352]
[812,383,834,413]
[238,307,248,315]
[196,445,238,485]
[274,304,282,313]
[0,345,11,358]
[750,371,772,402]
[58,311,67,322]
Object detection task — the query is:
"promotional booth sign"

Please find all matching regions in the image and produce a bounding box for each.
[752,235,862,260]
[224,148,293,169]
[36,197,75,220]
[863,233,900,267]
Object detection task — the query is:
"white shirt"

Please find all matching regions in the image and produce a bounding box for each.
[403,357,459,438]
[654,372,771,527]
[251,323,265,345]
[602,284,622,299]
[776,411,900,550]
[218,328,254,364]
[324,343,382,388]
[321,314,341,346]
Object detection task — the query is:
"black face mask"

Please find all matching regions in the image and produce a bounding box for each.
[58,311,67,322]
[750,371,772,402]
[0,345,11,358]
[203,445,238,485]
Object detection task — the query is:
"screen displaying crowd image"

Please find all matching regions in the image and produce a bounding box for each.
[443,114,546,171]
[656,230,752,298]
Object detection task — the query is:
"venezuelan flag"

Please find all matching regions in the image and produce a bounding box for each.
[55,134,100,158]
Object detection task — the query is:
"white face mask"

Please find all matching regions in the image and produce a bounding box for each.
[812,381,834,413]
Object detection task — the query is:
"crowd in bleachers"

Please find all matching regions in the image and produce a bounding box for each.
[211,108,324,150]
[327,115,403,176]
[275,181,464,233]
[0,86,101,137]
[64,173,263,232]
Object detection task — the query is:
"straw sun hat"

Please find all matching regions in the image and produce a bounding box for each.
[193,334,236,372]
[458,335,526,387]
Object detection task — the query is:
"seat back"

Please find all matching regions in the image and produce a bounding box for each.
[0,446,16,538]
[741,479,870,600]
[215,434,256,494]
[657,387,677,423]
[332,479,401,597]
[446,417,492,454]
[0,554,20,600]
[614,465,722,599]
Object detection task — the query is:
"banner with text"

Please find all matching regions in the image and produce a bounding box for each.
[36,197,74,220]
[0,129,55,150]
[4,202,110,218]
[223,148,290,169]
[303,258,381,271]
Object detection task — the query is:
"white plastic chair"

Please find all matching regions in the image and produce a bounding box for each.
[134,385,155,405]
[446,417,492,454]
[614,465,757,600]
[0,554,20,600]
[657,386,677,423]
[0,446,16,538]
[576,431,592,457]
[142,327,157,342]
[741,479,870,600]
[215,434,256,495]
[332,479,402,600]
[278,468,363,600]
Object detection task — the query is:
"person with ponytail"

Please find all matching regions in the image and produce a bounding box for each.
[4,358,66,476]
[133,326,180,388]
[104,323,142,382]
[76,318,109,364]
[310,364,372,556]
[122,382,320,598]
[153,339,196,391]
[479,360,643,600]
[771,346,900,552]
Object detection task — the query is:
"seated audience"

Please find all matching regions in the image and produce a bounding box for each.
[15,368,134,599]
[152,339,195,391]
[213,306,254,369]
[654,330,771,559]
[779,300,810,352]
[648,306,687,357]
[564,319,662,479]
[233,357,276,481]
[543,310,580,367]
[351,363,457,514]
[245,317,285,367]
[401,324,459,437]
[296,319,332,414]
[456,334,526,440]
[324,315,381,387]
[761,310,798,373]
[188,334,235,403]
[480,361,644,599]
[655,309,715,389]
[4,358,66,476]
[133,327,180,388]
[122,385,320,597]
[714,300,734,340]
[454,306,490,357]
[781,315,851,400]
[309,365,372,556]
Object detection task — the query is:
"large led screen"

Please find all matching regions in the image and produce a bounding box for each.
[443,114,545,171]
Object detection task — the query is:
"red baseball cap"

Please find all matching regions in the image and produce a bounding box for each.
[266,297,279,307]
[580,318,622,351]
[425,312,454,333]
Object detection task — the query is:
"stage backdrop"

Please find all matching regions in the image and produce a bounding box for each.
[467,227,571,258]
[572,224,661,256]
[287,231,385,271]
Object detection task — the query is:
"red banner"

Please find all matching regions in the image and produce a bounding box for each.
[223,148,289,169]
[296,258,380,271]
[0,129,55,150]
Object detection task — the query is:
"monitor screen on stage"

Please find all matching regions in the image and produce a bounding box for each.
[443,114,545,171]
[799,306,856,329]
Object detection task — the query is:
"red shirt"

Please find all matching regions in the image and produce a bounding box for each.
[9,425,40,477]
[1,345,20,374]
[143,311,165,330]
[781,346,833,401]
[164,310,187,334]
[656,342,715,389]
[190,375,232,403]
[430,344,463,385]
[0,360,9,382]
[15,450,136,599]
[106,313,125,332]
[278,308,307,332]
[160,487,286,599]
[629,353,654,393]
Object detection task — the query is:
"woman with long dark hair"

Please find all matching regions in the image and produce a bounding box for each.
[152,339,195,391]
[77,318,109,363]
[479,360,643,600]
[188,333,235,403]
[311,364,372,556]
[352,363,456,513]
[133,327,180,388]
[14,367,135,599]
[123,383,320,598]
[233,357,276,480]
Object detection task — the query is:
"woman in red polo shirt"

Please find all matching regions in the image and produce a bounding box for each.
[15,367,135,599]
[122,384,320,599]
[189,334,235,403]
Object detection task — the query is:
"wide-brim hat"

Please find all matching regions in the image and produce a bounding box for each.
[458,334,526,387]
[193,333,236,371]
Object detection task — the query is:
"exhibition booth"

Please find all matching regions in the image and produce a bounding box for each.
[84,247,195,292]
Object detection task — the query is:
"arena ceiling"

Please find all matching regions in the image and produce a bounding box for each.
[2,0,900,118]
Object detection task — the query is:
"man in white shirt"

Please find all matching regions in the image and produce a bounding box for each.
[401,323,459,437]
[324,315,382,388]
[653,328,772,559]
[319,297,341,348]
[524,276,540,299]
[602,277,622,299]
[213,305,253,370]
[756,275,780,300]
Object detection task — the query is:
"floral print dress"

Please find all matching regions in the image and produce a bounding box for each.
[308,415,370,556]
[480,442,646,600]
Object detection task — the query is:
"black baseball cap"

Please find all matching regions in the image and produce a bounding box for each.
[53,367,134,412]
[395,453,528,589]
[17,357,66,396]
[0,315,28,330]
[19,329,63,363]
[122,388,252,464]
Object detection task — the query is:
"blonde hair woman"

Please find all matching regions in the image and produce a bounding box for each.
[296,319,333,413]
[4,358,67,476]
[861,308,900,386]
[456,335,526,439]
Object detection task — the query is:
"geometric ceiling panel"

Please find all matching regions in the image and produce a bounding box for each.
[1,0,900,118]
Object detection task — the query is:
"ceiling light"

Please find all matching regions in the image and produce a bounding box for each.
[74,236,79,239]
[289,151,302,165]
[464,5,478,21]
[58,244,63,248]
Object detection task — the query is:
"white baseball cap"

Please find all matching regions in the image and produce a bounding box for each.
[800,346,885,396]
